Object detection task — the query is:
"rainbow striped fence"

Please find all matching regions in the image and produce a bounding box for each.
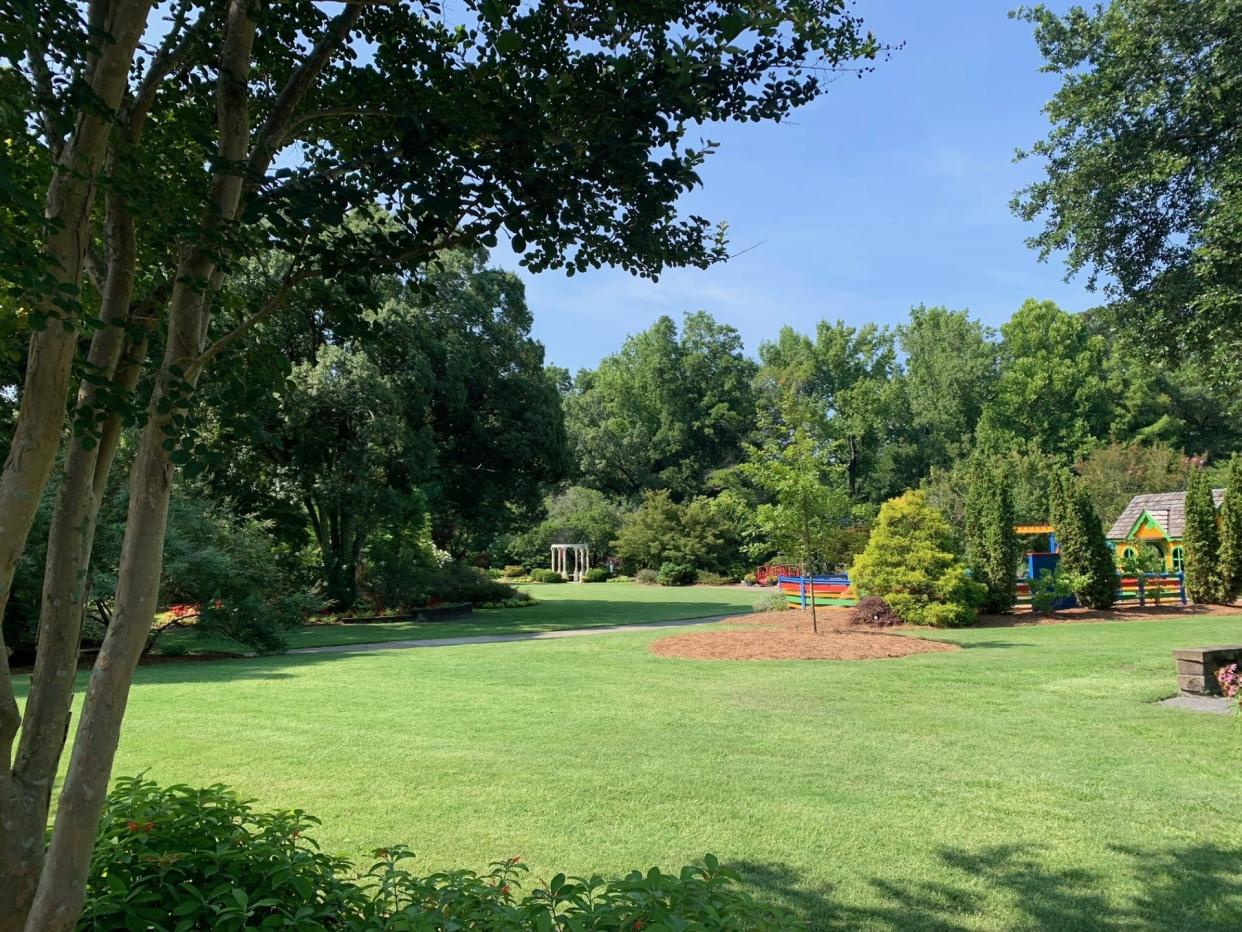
[1016,572,1186,608]
[1116,572,1186,606]
[777,575,858,608]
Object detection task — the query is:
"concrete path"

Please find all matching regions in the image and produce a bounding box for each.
[1160,694,1234,715]
[287,612,746,656]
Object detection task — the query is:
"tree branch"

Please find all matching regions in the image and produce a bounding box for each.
[246,2,364,186]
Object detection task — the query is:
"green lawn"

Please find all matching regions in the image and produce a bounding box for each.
[21,604,1242,929]
[155,582,763,654]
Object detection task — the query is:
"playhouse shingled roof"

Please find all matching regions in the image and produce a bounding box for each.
[1106,490,1226,541]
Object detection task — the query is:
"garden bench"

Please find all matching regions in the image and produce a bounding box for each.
[1172,646,1242,696]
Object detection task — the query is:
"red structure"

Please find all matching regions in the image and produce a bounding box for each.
[755,563,800,585]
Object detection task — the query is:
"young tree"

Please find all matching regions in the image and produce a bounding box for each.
[1051,472,1117,610]
[963,456,1019,614]
[740,428,851,632]
[1,4,884,928]
[1015,0,1242,384]
[1218,457,1242,603]
[850,490,984,628]
[1183,466,1223,604]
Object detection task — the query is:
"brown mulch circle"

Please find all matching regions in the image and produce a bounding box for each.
[651,608,959,661]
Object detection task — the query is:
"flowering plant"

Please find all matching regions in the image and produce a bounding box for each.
[1216,663,1241,712]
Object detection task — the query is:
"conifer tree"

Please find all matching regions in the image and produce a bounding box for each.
[1052,472,1117,610]
[964,456,1019,614]
[1219,457,1242,603]
[1185,467,1223,603]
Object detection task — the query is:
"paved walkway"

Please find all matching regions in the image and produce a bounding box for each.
[1160,694,1234,715]
[287,612,746,655]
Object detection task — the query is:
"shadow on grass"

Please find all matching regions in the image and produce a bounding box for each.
[738,842,1242,931]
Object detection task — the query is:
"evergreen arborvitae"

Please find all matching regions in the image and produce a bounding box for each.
[1219,457,1242,603]
[1053,472,1117,610]
[1184,466,1222,603]
[964,457,1018,614]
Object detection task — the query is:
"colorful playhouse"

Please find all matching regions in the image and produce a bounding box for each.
[1106,490,1225,572]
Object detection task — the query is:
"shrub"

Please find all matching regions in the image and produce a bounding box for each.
[529,568,566,584]
[1051,471,1119,610]
[81,777,364,929]
[743,572,758,586]
[1028,569,1091,614]
[607,574,634,583]
[850,490,985,627]
[195,593,308,654]
[848,596,903,627]
[501,564,527,578]
[634,568,660,585]
[657,562,697,586]
[1184,466,1224,603]
[83,778,800,931]
[1219,457,1242,602]
[696,570,737,586]
[963,455,1019,614]
[583,566,610,583]
[754,591,790,612]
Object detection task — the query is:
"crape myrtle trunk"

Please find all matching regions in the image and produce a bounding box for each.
[0,2,154,928]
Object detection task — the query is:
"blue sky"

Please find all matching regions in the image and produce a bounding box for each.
[493,1,1094,374]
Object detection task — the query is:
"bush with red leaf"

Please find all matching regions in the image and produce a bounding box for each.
[848,596,903,628]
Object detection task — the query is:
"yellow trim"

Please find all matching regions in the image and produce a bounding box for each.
[1015,524,1055,534]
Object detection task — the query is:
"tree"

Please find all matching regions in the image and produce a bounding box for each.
[1014,1,1242,383]
[506,486,625,570]
[739,428,851,632]
[565,312,758,499]
[1183,466,1223,604]
[850,490,984,628]
[197,247,568,603]
[964,456,1019,615]
[1050,472,1117,610]
[1075,441,1189,528]
[611,491,741,576]
[898,305,999,471]
[978,299,1114,459]
[923,442,1063,534]
[757,320,911,501]
[1,4,884,928]
[1218,457,1242,603]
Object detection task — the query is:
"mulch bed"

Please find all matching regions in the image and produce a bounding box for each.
[650,608,959,661]
[651,600,1242,662]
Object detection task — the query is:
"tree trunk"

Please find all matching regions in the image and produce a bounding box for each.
[0,194,143,925]
[20,4,257,923]
[0,4,153,928]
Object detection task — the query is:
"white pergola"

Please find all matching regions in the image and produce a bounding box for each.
[550,543,590,582]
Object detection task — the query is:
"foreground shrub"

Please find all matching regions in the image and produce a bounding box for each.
[529,568,566,584]
[84,778,799,931]
[657,561,697,586]
[583,566,610,583]
[82,777,364,929]
[851,490,985,627]
[754,591,790,613]
[634,568,660,585]
[847,596,902,627]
